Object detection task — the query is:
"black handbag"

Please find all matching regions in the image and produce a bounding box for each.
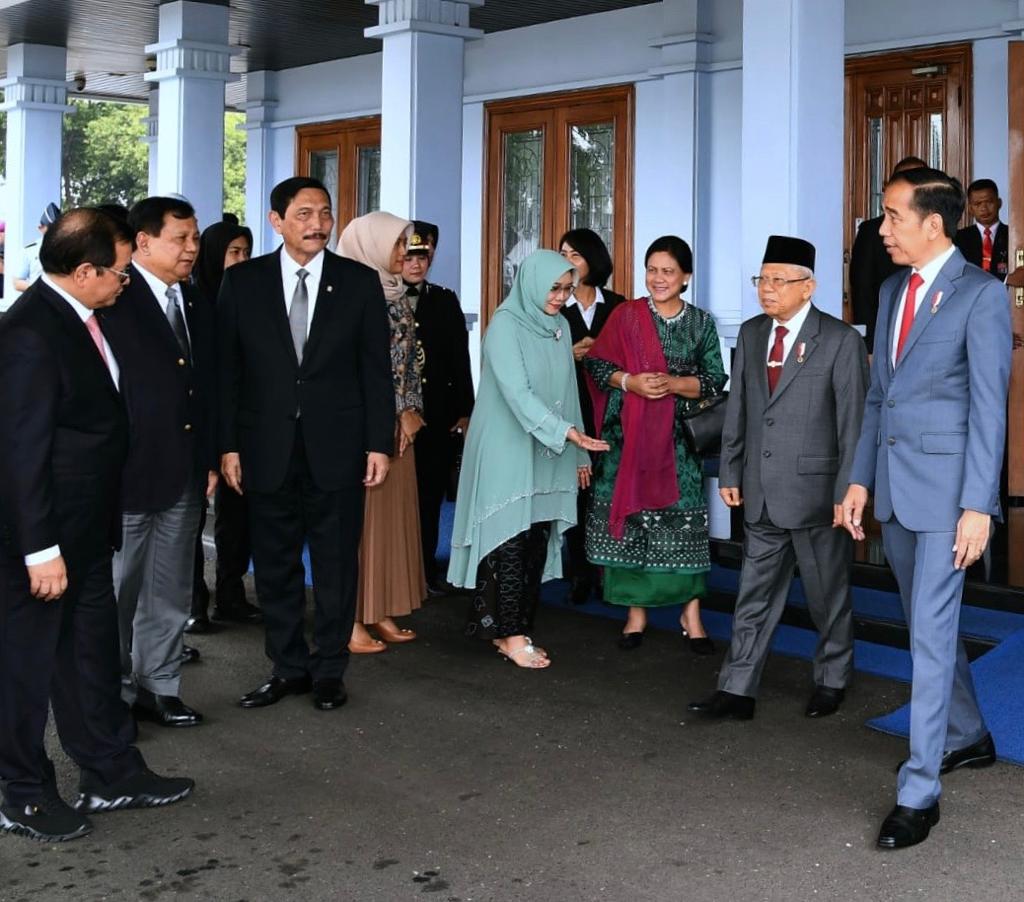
[680,392,729,456]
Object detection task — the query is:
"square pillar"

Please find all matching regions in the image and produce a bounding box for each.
[365,0,483,293]
[740,0,844,319]
[145,0,238,230]
[240,71,278,256]
[0,43,71,307]
[141,88,159,194]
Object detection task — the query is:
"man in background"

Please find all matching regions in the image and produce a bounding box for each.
[954,178,1009,282]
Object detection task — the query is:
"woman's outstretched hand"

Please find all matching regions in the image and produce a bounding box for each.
[567,427,610,453]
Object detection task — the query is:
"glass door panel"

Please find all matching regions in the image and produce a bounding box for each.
[569,122,615,255]
[501,128,545,297]
[357,146,381,217]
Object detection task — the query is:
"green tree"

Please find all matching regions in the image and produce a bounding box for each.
[223,110,246,223]
[62,99,148,208]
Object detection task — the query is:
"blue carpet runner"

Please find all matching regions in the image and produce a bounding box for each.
[294,502,1024,765]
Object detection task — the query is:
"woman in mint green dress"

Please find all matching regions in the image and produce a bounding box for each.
[584,236,727,652]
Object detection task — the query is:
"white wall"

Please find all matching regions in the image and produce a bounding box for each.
[249,0,1018,355]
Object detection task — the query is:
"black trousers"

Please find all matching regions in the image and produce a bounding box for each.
[466,523,550,640]
[246,424,364,682]
[414,425,452,584]
[563,486,597,587]
[0,552,143,806]
[213,479,251,610]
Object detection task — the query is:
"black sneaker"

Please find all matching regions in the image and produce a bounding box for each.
[74,767,195,814]
[1,792,93,842]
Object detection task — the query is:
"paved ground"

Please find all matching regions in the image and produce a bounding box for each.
[2,576,1022,902]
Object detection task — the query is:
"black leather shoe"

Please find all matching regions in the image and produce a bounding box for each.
[896,732,997,775]
[182,644,200,665]
[568,578,594,606]
[239,675,312,709]
[75,766,194,814]
[133,690,204,728]
[312,679,347,711]
[184,616,213,635]
[212,600,263,624]
[805,685,845,718]
[687,690,755,720]
[617,631,644,650]
[681,629,715,655]
[877,802,939,849]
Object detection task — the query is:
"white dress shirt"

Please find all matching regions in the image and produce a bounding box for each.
[890,244,957,366]
[280,247,325,334]
[133,260,191,346]
[765,298,813,366]
[565,286,605,331]
[975,221,1002,240]
[28,276,122,566]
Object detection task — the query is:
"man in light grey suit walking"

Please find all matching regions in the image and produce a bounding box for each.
[843,168,1010,850]
[689,236,868,721]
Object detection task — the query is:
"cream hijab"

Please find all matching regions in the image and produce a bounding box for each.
[338,211,412,303]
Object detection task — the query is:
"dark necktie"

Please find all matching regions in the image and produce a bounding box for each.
[766,325,788,394]
[289,269,309,364]
[165,287,190,361]
[982,227,993,272]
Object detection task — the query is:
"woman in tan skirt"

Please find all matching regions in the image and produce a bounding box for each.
[339,212,427,653]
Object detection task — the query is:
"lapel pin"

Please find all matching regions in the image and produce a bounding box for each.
[326,284,333,293]
[930,290,943,314]
[796,342,806,364]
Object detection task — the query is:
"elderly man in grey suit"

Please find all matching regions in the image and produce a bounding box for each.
[843,168,1010,851]
[689,235,868,721]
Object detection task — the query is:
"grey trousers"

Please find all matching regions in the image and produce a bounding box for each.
[882,519,987,810]
[719,512,854,698]
[113,485,203,700]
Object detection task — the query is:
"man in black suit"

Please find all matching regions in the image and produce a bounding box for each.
[219,177,394,711]
[849,156,926,346]
[557,228,625,605]
[0,209,193,843]
[103,197,217,729]
[402,221,475,593]
[954,178,1010,282]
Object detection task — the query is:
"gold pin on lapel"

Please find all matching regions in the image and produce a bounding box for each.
[796,341,806,364]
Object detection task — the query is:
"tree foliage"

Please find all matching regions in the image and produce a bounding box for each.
[0,98,246,222]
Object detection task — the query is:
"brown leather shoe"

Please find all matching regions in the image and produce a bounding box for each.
[348,638,387,654]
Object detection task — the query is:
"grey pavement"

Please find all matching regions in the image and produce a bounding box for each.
[2,575,1021,902]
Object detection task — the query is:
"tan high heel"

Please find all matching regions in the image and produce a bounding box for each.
[374,621,417,643]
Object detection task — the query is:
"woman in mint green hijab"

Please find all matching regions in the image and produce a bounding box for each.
[448,250,609,669]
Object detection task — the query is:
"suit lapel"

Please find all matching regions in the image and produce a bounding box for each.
[885,272,911,375]
[264,249,297,367]
[754,315,773,401]
[40,284,120,400]
[130,263,191,363]
[894,251,963,369]
[765,305,821,408]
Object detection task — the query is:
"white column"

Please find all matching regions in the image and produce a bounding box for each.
[740,0,844,319]
[0,43,70,307]
[240,71,278,256]
[365,0,483,293]
[145,0,238,230]
[141,88,159,194]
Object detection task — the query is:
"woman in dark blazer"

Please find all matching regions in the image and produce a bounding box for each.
[558,228,625,605]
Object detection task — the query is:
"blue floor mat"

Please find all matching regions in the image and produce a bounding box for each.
[867,629,1024,767]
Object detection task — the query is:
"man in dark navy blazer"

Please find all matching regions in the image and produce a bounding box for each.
[0,209,193,843]
[954,178,1009,282]
[103,197,217,729]
[218,177,394,711]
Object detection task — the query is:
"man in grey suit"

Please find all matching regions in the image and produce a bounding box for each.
[843,168,1010,850]
[689,235,868,721]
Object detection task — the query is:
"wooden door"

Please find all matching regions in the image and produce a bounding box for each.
[482,85,634,327]
[844,44,973,323]
[1006,41,1024,585]
[296,116,381,241]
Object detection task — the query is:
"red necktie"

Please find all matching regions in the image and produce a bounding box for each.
[85,314,109,367]
[982,227,993,272]
[766,325,788,394]
[895,272,925,362]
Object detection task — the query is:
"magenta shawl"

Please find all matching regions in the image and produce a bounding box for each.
[585,299,680,539]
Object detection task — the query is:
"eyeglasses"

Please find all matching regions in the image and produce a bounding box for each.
[750,275,811,290]
[97,265,131,284]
